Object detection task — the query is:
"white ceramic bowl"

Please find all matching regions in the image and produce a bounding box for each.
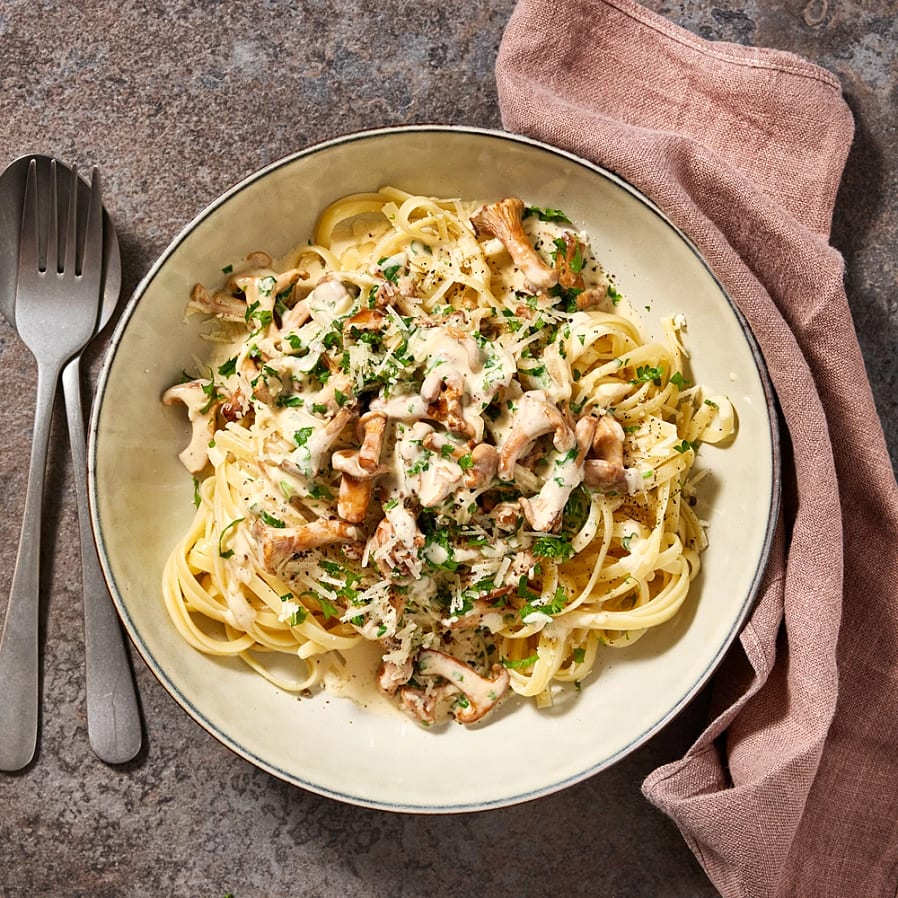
[89,125,779,812]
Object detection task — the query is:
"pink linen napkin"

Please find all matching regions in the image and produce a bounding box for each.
[496,2,898,896]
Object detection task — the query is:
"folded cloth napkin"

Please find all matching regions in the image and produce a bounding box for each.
[497,2,898,896]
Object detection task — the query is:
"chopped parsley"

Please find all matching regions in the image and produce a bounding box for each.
[551,236,584,273]
[502,653,540,670]
[523,205,571,224]
[314,593,340,620]
[548,282,583,313]
[532,535,574,560]
[630,364,664,387]
[217,517,244,559]
[199,375,222,414]
[244,300,273,331]
[520,585,569,621]
[256,509,286,528]
[280,593,308,626]
[422,527,459,572]
[217,356,238,378]
[308,482,333,500]
[294,427,314,447]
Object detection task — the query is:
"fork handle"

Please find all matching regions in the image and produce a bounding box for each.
[62,356,142,764]
[0,361,60,771]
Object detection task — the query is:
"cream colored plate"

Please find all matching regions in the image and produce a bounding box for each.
[89,126,779,812]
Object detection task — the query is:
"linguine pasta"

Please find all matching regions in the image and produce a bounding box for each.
[161,187,735,726]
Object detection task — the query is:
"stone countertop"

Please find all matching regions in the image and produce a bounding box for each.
[0,3,894,897]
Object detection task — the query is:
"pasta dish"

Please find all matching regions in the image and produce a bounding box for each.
[161,187,735,726]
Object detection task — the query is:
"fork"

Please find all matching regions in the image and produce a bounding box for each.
[0,159,107,771]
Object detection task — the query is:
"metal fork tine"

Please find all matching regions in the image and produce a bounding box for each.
[64,164,79,276]
[82,166,104,284]
[18,159,40,274]
[48,159,60,274]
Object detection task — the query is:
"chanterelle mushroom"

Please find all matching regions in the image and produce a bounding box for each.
[367,511,425,580]
[421,369,474,438]
[497,390,576,480]
[398,683,458,726]
[255,518,361,571]
[520,414,596,532]
[414,649,510,724]
[377,657,414,696]
[343,307,387,339]
[552,232,586,290]
[284,406,355,479]
[187,283,246,321]
[161,379,217,474]
[277,297,311,334]
[471,197,559,292]
[464,443,498,489]
[332,449,389,523]
[357,411,388,472]
[583,414,629,494]
[331,411,391,523]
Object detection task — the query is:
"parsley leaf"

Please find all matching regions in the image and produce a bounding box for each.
[520,586,569,621]
[315,593,340,619]
[523,205,571,224]
[294,427,314,447]
[630,365,664,387]
[257,509,286,528]
[218,517,244,558]
[502,653,540,670]
[532,535,574,560]
[217,356,238,378]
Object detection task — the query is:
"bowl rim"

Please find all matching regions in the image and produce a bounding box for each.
[89,123,782,812]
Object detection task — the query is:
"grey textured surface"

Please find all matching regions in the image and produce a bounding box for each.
[0,2,894,897]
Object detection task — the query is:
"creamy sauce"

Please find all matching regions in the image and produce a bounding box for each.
[321,642,409,720]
